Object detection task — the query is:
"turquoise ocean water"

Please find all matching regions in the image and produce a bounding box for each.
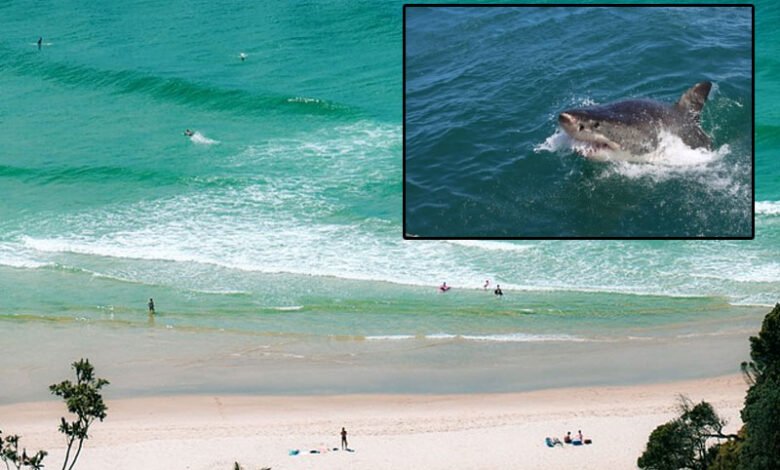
[406,6,753,237]
[0,1,778,401]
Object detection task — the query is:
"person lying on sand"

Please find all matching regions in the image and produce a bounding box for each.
[546,437,563,447]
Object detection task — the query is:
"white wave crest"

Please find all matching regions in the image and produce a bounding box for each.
[0,243,50,269]
[756,201,780,216]
[424,333,587,343]
[365,335,416,341]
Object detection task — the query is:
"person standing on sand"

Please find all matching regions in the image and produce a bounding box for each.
[148,298,155,315]
[341,427,348,450]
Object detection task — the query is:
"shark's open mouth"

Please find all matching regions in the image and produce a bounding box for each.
[569,138,614,157]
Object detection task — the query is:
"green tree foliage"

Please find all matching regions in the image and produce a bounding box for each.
[738,303,780,470]
[637,397,736,470]
[0,431,47,470]
[637,419,694,470]
[747,303,780,375]
[640,304,780,470]
[707,427,744,470]
[49,359,109,470]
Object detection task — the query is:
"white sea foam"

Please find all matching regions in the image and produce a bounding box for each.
[18,227,777,302]
[692,262,780,284]
[599,132,730,182]
[287,96,323,104]
[0,243,50,269]
[533,128,571,154]
[445,240,534,252]
[426,333,458,340]
[756,201,780,216]
[190,288,252,296]
[460,333,587,342]
[190,132,219,145]
[423,333,588,343]
[7,119,772,303]
[365,335,416,341]
[729,297,779,308]
[536,128,732,179]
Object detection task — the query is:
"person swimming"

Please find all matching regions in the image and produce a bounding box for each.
[37,37,42,50]
[439,282,450,292]
[239,52,247,61]
[184,129,194,137]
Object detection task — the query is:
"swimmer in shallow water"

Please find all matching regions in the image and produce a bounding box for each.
[37,37,42,50]
[184,129,194,137]
[239,52,247,61]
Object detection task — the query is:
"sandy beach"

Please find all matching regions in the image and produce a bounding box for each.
[1,374,746,470]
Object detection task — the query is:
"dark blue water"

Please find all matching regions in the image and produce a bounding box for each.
[405,6,752,238]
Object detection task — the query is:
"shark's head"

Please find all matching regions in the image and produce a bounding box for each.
[557,82,713,160]
[558,110,624,158]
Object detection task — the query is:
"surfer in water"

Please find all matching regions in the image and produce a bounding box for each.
[37,37,42,50]
[184,129,194,137]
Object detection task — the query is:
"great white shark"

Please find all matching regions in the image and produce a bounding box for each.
[558,82,712,161]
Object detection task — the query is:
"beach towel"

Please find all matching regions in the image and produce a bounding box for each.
[288,449,300,456]
[572,440,583,446]
[584,439,592,445]
[545,437,554,447]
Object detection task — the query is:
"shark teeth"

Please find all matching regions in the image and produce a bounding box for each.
[570,139,612,156]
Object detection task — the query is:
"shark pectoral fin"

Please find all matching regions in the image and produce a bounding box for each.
[675,81,712,122]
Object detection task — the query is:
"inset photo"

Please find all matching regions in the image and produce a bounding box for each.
[404,5,753,239]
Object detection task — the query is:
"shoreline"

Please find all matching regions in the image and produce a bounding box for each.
[0,305,758,404]
[1,374,748,470]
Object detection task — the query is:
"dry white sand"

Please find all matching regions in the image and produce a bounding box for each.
[1,374,746,470]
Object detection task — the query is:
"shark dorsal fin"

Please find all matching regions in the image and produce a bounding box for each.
[675,81,712,122]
